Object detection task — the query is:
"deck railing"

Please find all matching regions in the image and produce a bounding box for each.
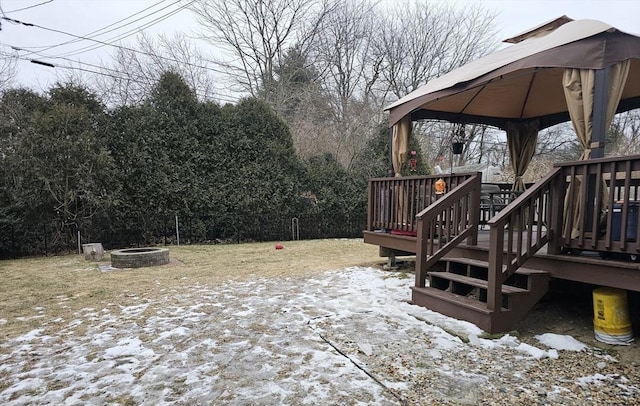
[414,175,482,288]
[554,154,640,254]
[367,156,640,313]
[483,154,640,311]
[485,168,560,310]
[367,173,478,234]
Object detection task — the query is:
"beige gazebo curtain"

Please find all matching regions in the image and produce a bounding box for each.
[392,115,411,177]
[391,116,412,226]
[507,121,539,192]
[562,61,630,159]
[562,60,631,238]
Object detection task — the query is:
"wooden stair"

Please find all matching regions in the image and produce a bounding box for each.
[411,257,550,333]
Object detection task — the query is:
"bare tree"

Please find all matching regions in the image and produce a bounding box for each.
[416,121,502,172]
[188,0,499,171]
[486,123,580,183]
[376,1,498,99]
[0,49,17,90]
[309,0,382,168]
[189,0,336,99]
[94,33,220,106]
[372,1,498,174]
[609,110,640,156]
[313,0,381,118]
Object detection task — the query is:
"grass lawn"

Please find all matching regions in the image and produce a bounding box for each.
[0,239,385,339]
[1,239,639,405]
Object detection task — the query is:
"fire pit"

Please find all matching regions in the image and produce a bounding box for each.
[110,247,170,268]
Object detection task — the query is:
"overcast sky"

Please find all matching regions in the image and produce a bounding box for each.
[1,0,639,96]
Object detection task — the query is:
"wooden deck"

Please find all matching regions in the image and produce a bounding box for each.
[365,156,640,333]
[365,229,640,292]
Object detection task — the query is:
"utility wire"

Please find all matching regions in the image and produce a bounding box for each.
[18,0,170,55]
[2,42,137,76]
[11,0,186,57]
[59,1,192,58]
[1,37,238,104]
[5,0,54,14]
[1,15,229,76]
[4,47,237,104]
[5,41,216,88]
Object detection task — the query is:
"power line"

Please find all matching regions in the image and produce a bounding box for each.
[5,0,54,14]
[5,50,238,104]
[2,42,138,76]
[1,42,231,102]
[17,0,170,56]
[6,0,187,57]
[58,1,192,58]
[0,14,229,76]
[4,40,237,100]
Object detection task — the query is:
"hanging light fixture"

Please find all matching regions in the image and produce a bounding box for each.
[452,123,465,155]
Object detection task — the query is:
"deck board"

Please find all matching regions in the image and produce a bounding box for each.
[427,271,529,294]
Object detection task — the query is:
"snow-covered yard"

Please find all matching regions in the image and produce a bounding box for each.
[1,267,638,405]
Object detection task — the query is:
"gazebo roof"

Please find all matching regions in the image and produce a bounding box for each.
[385,18,640,130]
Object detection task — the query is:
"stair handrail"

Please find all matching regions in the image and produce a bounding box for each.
[415,174,482,288]
[485,167,563,311]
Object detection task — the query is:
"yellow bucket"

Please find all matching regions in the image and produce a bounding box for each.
[593,287,634,344]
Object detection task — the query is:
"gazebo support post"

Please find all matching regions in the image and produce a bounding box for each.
[591,67,609,159]
[388,127,395,177]
[585,67,610,232]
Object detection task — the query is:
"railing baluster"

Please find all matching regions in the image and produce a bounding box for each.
[462,194,469,231]
[621,162,633,252]
[516,207,524,263]
[535,191,543,247]
[624,161,632,203]
[635,193,640,254]
[527,198,535,255]
[563,167,574,246]
[416,178,424,229]
[604,161,616,249]
[506,217,514,270]
[591,163,604,249]
[443,207,449,242]
[577,164,589,248]
[426,217,433,256]
[455,202,460,234]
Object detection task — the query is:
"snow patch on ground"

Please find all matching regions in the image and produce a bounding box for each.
[535,333,588,352]
[0,267,637,404]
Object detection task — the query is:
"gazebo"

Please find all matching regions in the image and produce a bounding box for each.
[364,17,640,333]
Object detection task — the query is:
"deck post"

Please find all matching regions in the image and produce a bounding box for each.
[367,180,374,231]
[591,68,609,160]
[487,222,504,311]
[467,174,481,246]
[548,168,565,254]
[414,215,427,288]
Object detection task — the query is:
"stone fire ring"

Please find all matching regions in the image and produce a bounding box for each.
[110,247,170,268]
